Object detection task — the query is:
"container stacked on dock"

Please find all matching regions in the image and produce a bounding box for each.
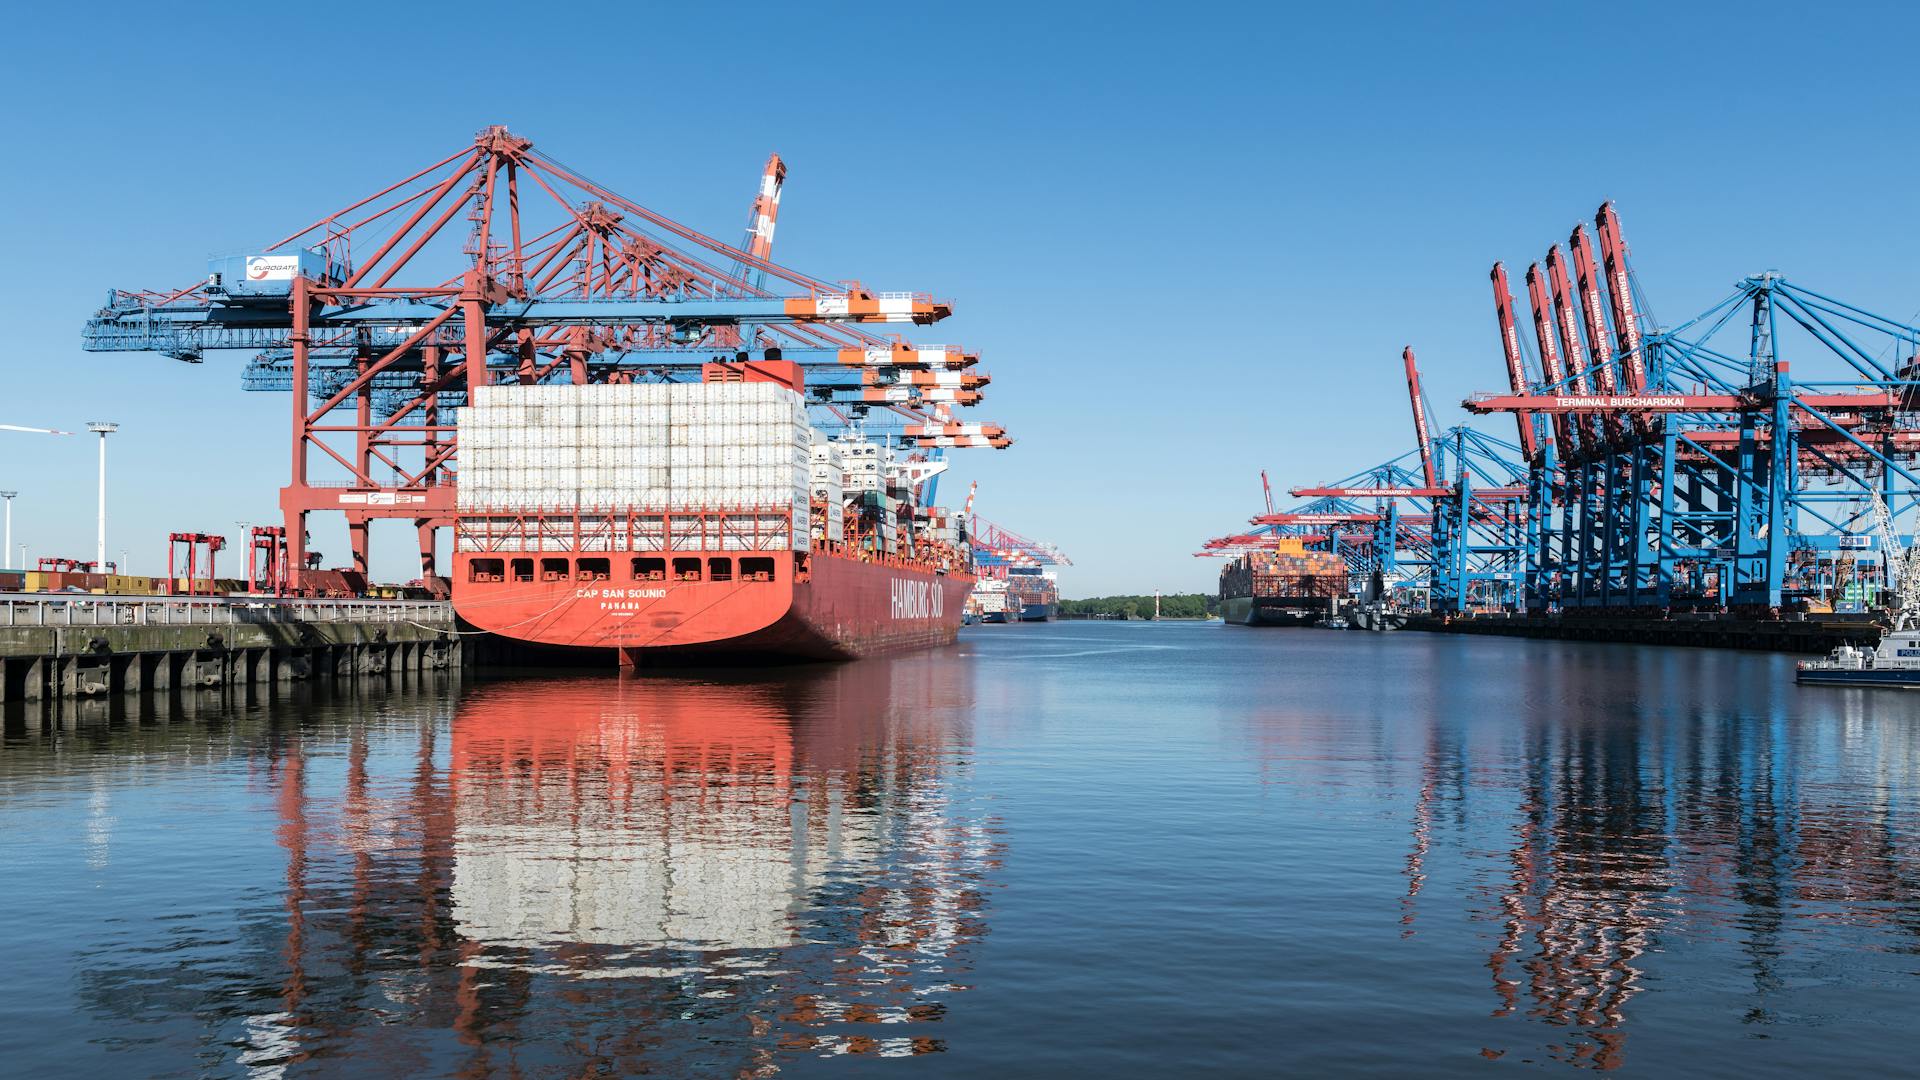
[10,571,252,596]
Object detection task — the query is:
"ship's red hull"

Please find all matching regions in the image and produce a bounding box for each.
[453,549,973,662]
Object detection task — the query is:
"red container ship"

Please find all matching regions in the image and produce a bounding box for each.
[454,533,973,663]
[452,363,974,664]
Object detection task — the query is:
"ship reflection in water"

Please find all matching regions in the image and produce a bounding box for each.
[266,663,995,1074]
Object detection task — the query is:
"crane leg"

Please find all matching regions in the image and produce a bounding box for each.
[416,520,438,583]
[349,521,370,577]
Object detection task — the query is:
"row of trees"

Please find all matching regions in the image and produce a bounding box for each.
[1057,593,1219,620]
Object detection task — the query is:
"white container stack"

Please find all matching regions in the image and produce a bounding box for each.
[457,381,812,549]
[838,436,891,494]
[809,432,845,544]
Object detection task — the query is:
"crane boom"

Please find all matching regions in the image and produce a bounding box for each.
[1524,262,1578,458]
[1545,245,1604,447]
[1403,347,1438,489]
[721,152,789,339]
[0,424,75,436]
[971,515,1071,566]
[739,153,785,291]
[1594,203,1646,395]
[1595,202,1652,438]
[1490,263,1538,460]
[1568,224,1626,443]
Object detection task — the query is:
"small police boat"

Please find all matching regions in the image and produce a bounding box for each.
[1797,624,1920,687]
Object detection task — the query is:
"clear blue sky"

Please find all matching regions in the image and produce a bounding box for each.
[2,2,1916,594]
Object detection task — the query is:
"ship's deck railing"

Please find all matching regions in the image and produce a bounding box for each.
[454,504,798,554]
[0,594,454,628]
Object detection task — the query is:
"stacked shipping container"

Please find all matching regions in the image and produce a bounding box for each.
[1004,569,1060,614]
[840,440,888,494]
[9,572,248,595]
[457,382,813,550]
[1219,547,1349,602]
[808,434,846,545]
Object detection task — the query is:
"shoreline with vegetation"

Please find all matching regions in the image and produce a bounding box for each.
[1058,593,1219,620]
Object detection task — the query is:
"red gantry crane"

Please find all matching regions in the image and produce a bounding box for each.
[969,515,1070,574]
[81,129,1011,592]
[168,532,227,596]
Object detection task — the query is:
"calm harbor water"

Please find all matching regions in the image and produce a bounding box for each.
[4,621,1919,1076]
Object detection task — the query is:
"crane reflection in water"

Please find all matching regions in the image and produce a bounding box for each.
[1232,640,1920,1073]
[1390,657,1920,1071]
[256,660,998,1075]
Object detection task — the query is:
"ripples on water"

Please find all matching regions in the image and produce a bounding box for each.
[3,623,1920,1076]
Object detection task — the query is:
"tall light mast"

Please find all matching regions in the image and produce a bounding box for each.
[0,491,14,571]
[87,422,118,570]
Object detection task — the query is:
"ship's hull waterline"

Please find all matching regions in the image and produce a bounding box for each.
[1220,594,1328,627]
[455,550,973,663]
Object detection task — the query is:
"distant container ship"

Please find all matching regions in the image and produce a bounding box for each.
[969,577,1012,622]
[452,362,973,664]
[1002,566,1059,622]
[1218,540,1346,626]
[973,568,1057,623]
